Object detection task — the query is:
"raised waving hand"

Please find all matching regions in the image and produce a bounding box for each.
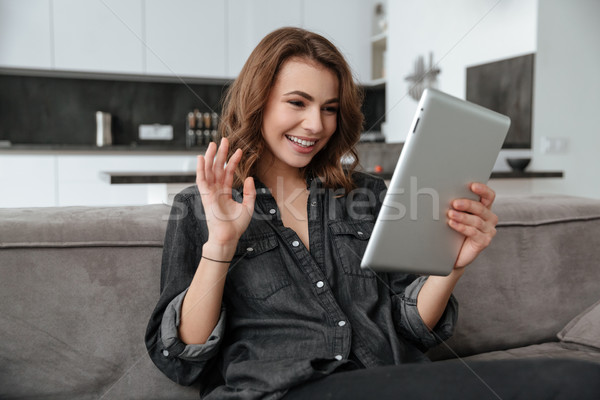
[196,138,256,248]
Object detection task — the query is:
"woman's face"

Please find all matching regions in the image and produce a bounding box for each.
[260,57,339,173]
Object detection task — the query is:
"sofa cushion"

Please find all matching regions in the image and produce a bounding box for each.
[0,205,199,399]
[463,342,600,364]
[558,299,600,350]
[494,194,600,226]
[0,205,170,248]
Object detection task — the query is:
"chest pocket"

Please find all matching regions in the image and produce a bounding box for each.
[226,233,292,300]
[329,219,376,278]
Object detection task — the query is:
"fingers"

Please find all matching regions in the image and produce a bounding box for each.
[223,148,242,190]
[213,138,229,184]
[242,176,256,213]
[451,198,498,227]
[448,209,497,235]
[448,196,498,249]
[197,139,248,206]
[196,155,205,185]
[200,138,231,186]
[470,182,496,208]
[449,218,495,248]
[203,142,217,184]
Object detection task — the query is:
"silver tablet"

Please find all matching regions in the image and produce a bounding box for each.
[361,89,510,276]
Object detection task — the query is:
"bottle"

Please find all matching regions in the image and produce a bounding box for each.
[203,112,212,145]
[186,111,196,148]
[96,111,112,147]
[194,109,204,146]
[211,112,219,143]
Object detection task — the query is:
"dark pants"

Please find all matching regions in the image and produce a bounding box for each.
[283,358,600,400]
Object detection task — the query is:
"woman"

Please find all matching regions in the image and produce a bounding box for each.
[146,27,597,399]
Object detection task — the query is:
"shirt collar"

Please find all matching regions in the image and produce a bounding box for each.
[232,174,321,202]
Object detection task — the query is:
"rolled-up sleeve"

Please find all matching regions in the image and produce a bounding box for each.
[390,275,458,350]
[370,177,458,351]
[145,188,224,386]
[160,288,226,361]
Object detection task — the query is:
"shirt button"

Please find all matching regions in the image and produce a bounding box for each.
[292,240,300,247]
[357,231,363,236]
[334,355,343,361]
[246,247,254,252]
[269,208,276,215]
[338,320,346,327]
[311,201,317,206]
[162,349,169,357]
[316,281,324,288]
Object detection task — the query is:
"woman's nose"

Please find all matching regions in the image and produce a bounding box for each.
[302,107,323,134]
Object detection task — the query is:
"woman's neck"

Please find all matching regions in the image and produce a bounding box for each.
[256,161,307,196]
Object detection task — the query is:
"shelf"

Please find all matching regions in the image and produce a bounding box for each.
[370,32,387,83]
[365,77,386,88]
[489,171,564,179]
[371,32,387,46]
[101,171,196,184]
[102,170,564,186]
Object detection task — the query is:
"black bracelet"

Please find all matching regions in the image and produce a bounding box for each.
[201,255,233,264]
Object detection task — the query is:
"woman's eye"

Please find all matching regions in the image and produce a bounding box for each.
[289,100,305,108]
[323,106,338,114]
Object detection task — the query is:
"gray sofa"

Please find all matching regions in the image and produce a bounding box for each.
[1,194,600,399]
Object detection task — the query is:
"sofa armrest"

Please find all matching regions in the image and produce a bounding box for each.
[428,194,600,360]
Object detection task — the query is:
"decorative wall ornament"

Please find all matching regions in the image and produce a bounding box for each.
[404,52,441,101]
[374,2,388,34]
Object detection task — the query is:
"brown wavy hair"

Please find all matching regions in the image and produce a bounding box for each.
[220,27,364,192]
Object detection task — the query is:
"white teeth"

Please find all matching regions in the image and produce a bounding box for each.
[286,135,316,147]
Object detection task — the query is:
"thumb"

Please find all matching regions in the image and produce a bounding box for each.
[242,177,256,214]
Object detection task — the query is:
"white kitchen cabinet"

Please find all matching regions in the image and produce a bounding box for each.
[1,0,373,81]
[52,0,144,74]
[302,0,373,84]
[227,0,303,78]
[0,155,57,207]
[144,0,226,78]
[0,0,53,69]
[0,153,197,208]
[56,154,196,206]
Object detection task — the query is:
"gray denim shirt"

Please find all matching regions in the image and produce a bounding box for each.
[145,172,458,399]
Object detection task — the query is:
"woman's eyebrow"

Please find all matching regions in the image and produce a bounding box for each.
[283,90,339,104]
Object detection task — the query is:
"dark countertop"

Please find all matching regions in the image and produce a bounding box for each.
[101,171,196,184]
[488,171,563,179]
[101,170,564,184]
[0,140,387,155]
[0,143,207,154]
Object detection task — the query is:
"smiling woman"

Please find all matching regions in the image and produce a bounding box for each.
[219,27,364,194]
[144,27,599,400]
[260,58,339,169]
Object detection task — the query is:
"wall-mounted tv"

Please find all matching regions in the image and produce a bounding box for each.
[466,53,534,149]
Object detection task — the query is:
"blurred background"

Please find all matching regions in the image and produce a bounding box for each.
[0,0,598,206]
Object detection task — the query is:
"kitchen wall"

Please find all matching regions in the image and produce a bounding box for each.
[385,0,538,144]
[530,0,600,199]
[0,73,385,146]
[0,73,227,147]
[385,0,600,199]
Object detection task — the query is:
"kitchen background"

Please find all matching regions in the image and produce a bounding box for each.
[0,0,598,207]
[0,74,384,147]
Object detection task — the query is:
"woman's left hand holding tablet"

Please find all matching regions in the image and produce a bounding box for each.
[447,183,499,269]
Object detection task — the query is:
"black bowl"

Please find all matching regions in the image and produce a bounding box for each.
[506,157,531,171]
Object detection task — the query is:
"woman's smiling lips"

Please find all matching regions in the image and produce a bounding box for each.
[285,134,319,153]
